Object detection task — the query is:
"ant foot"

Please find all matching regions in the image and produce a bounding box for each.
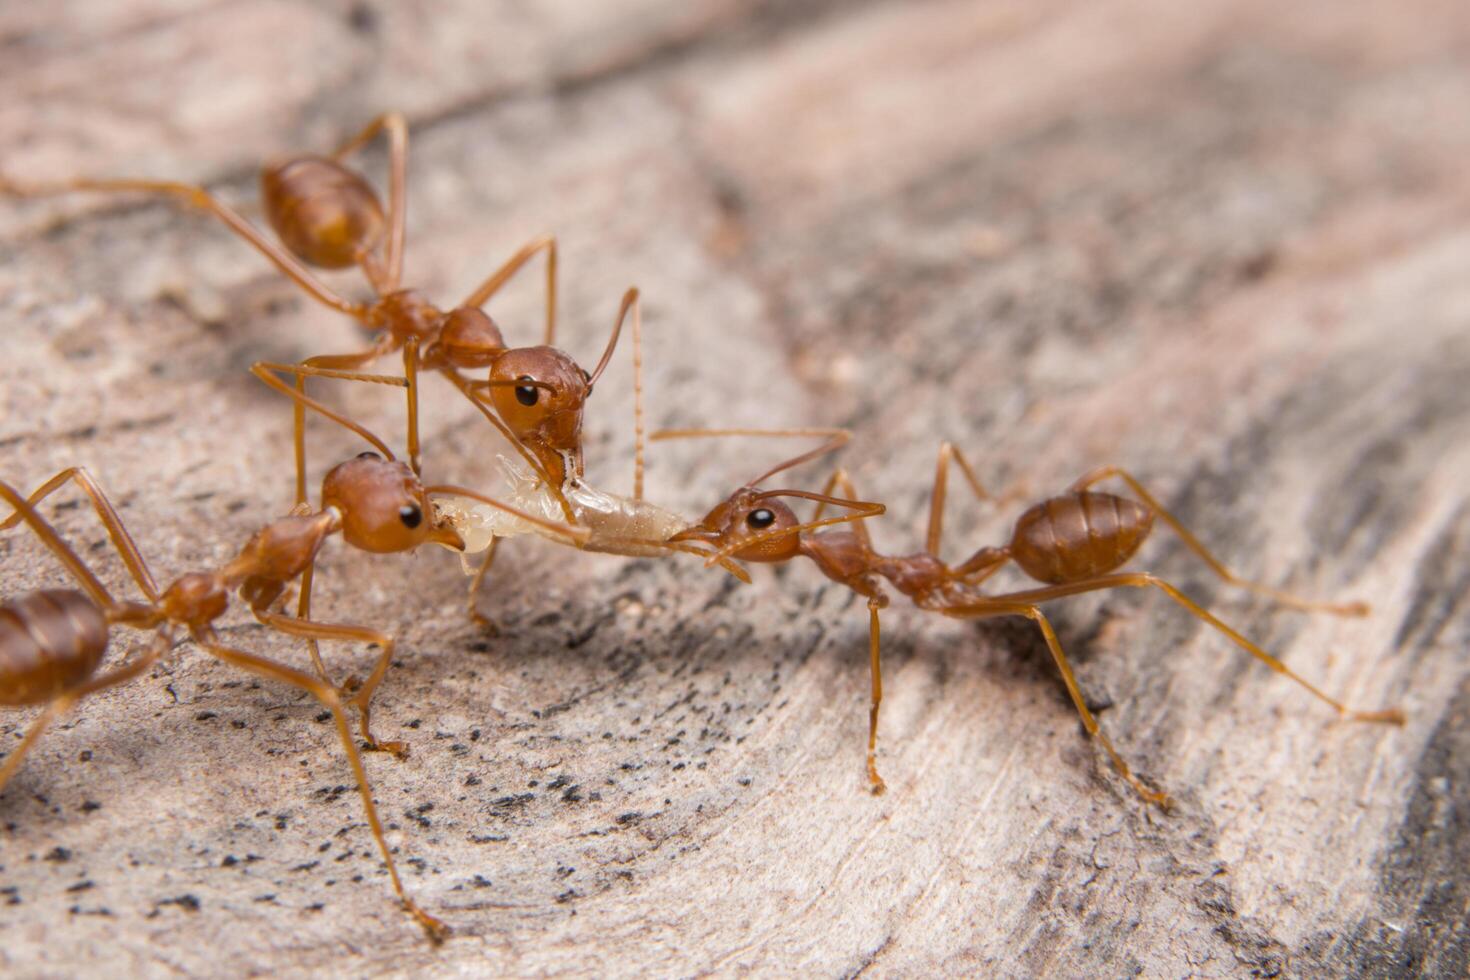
[866,758,887,796]
[365,737,411,760]
[1349,706,1406,726]
[470,610,501,636]
[409,903,450,944]
[1135,785,1173,811]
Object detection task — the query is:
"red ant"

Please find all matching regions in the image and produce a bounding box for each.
[1,113,647,525]
[0,418,586,942]
[658,431,1404,806]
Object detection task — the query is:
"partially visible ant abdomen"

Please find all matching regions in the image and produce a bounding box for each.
[1011,491,1154,584]
[0,590,108,707]
[260,156,385,268]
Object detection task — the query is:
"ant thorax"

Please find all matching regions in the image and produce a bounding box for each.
[433,455,689,568]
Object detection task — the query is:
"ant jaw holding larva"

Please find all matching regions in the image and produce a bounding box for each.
[480,347,591,485]
[672,492,806,564]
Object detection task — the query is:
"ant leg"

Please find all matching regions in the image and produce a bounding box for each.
[251,360,401,504]
[942,597,1172,808]
[1,177,367,318]
[291,340,400,504]
[0,469,161,601]
[1069,466,1369,617]
[467,537,501,632]
[403,340,422,478]
[926,442,999,559]
[458,236,559,345]
[1000,573,1403,724]
[196,635,448,942]
[0,696,75,797]
[293,562,333,687]
[331,112,408,290]
[0,630,171,796]
[865,598,888,795]
[811,469,875,548]
[255,611,409,758]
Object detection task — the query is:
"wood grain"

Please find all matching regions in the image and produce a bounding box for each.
[1,1,1467,976]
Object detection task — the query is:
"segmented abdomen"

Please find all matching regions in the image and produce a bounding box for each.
[0,590,109,707]
[260,156,385,269]
[1010,492,1154,584]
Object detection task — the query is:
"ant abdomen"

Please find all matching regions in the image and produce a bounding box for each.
[0,590,108,707]
[1011,491,1154,584]
[260,156,384,269]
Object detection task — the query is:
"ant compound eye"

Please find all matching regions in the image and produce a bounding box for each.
[580,367,592,385]
[514,375,540,407]
[398,504,423,529]
[746,508,776,530]
[357,451,383,460]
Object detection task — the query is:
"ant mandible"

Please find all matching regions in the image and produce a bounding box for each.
[658,431,1404,806]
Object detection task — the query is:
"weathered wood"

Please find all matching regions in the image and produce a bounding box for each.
[1,1,1467,975]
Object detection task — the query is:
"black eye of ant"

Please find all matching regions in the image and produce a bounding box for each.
[580,367,592,385]
[357,451,382,460]
[746,508,776,530]
[514,375,540,407]
[398,504,422,529]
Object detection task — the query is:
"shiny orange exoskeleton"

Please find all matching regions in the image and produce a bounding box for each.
[0,459,449,940]
[1,113,644,518]
[660,433,1404,806]
[0,415,587,941]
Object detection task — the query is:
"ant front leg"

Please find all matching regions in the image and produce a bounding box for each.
[925,442,1004,558]
[254,610,410,758]
[459,236,559,345]
[1070,466,1370,616]
[810,468,877,549]
[250,357,403,506]
[0,176,368,318]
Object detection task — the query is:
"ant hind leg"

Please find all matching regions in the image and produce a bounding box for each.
[2,177,365,317]
[197,636,447,942]
[943,596,1173,809]
[1069,466,1369,617]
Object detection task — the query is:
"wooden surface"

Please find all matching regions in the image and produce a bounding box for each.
[1,1,1468,976]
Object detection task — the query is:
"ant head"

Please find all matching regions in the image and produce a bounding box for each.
[321,452,460,553]
[671,488,804,563]
[433,307,507,370]
[484,346,589,481]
